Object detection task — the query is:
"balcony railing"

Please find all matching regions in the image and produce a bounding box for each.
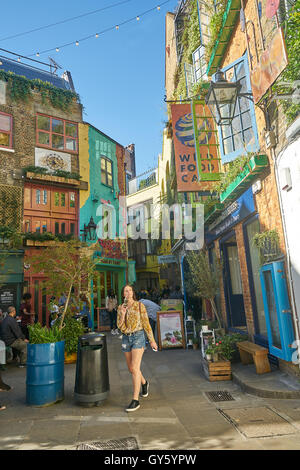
[127,168,158,195]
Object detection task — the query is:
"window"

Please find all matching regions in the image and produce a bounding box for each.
[36,114,78,153]
[0,112,13,149]
[43,190,48,205]
[36,189,41,205]
[55,222,59,235]
[54,192,60,206]
[70,192,75,208]
[216,54,259,163]
[101,157,113,187]
[61,193,66,207]
[61,223,65,235]
[193,46,207,82]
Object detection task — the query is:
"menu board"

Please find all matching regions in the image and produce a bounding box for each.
[157,311,185,351]
[0,284,18,314]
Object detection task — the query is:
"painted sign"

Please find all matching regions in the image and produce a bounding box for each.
[98,239,127,260]
[205,187,255,242]
[171,102,220,193]
[250,28,288,104]
[0,284,17,314]
[35,148,71,172]
[157,311,185,350]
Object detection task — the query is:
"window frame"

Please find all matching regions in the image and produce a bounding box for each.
[36,113,78,154]
[0,111,13,149]
[101,156,113,188]
[214,53,260,164]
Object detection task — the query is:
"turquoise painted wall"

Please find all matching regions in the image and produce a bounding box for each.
[80,126,122,240]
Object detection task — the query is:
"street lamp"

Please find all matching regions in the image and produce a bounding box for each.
[87,216,97,241]
[205,69,242,126]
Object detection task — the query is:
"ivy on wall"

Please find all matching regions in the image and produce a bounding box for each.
[0,69,80,111]
[272,0,300,124]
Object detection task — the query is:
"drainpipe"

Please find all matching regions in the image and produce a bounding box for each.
[270,144,300,368]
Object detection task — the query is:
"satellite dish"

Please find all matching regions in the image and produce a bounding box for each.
[240,8,246,32]
[266,0,280,18]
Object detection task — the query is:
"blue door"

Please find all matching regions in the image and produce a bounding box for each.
[260,261,295,361]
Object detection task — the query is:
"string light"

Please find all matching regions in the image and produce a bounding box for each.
[18,57,21,62]
[30,1,171,57]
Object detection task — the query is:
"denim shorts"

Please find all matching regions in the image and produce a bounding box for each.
[121,330,146,352]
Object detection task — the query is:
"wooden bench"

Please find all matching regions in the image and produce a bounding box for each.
[237,341,271,374]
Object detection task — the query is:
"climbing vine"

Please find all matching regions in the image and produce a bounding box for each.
[0,69,79,111]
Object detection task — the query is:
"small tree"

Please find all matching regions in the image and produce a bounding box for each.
[185,249,223,329]
[28,240,97,329]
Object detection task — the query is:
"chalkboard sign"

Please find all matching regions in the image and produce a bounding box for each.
[0,284,18,314]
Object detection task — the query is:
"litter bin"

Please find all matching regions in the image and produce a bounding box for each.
[74,332,109,406]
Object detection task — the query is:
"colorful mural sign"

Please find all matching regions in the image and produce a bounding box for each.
[250,28,288,104]
[171,102,221,193]
[98,238,127,260]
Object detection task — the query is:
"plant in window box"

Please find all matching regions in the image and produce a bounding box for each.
[252,229,281,265]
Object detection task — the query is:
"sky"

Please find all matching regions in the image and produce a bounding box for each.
[1,0,179,176]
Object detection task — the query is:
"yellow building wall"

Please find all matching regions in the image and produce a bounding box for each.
[78,123,90,209]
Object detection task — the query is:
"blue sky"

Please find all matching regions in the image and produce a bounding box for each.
[1,0,179,175]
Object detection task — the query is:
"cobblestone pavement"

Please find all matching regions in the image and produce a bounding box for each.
[1,334,300,450]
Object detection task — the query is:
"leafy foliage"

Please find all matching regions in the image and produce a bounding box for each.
[61,315,85,354]
[24,165,82,180]
[211,153,256,196]
[185,250,223,328]
[0,70,80,111]
[252,229,281,265]
[28,322,64,344]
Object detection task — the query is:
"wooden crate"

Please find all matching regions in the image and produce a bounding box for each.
[200,356,232,382]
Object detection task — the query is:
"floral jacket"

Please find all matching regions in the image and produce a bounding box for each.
[117,301,154,343]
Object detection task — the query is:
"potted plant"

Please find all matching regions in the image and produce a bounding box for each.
[62,314,85,363]
[192,336,199,350]
[205,341,223,362]
[26,323,65,406]
[185,250,224,330]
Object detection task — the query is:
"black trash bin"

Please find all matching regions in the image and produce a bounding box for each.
[74,332,110,406]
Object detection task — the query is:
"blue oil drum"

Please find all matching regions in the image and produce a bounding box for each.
[26,340,65,406]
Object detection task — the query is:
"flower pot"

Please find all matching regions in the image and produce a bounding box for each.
[202,325,209,332]
[206,353,212,361]
[212,353,219,362]
[192,343,199,350]
[64,351,77,364]
[26,340,65,406]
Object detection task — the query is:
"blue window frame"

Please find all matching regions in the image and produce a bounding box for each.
[215,53,260,164]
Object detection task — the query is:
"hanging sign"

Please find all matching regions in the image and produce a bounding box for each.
[171,102,221,193]
[250,27,288,104]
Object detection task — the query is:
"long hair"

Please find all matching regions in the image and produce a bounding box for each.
[121,284,137,301]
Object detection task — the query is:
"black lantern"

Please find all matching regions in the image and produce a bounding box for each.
[80,223,88,242]
[205,69,242,126]
[87,216,97,241]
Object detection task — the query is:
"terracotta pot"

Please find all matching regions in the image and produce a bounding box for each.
[192,343,198,350]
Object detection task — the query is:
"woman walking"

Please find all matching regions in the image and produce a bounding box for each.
[106,289,118,335]
[117,285,158,412]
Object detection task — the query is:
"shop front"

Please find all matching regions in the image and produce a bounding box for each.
[0,249,24,316]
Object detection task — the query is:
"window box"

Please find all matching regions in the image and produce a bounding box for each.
[204,203,224,224]
[26,171,80,186]
[206,0,241,77]
[220,154,269,204]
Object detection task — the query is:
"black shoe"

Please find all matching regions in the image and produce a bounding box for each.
[141,380,149,398]
[125,399,140,412]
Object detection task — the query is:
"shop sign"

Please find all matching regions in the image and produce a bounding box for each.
[250,28,288,104]
[205,187,255,242]
[171,102,220,193]
[158,255,177,264]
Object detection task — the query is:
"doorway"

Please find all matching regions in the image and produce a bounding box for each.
[220,233,247,330]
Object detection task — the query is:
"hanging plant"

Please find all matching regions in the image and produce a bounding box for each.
[252,229,281,265]
[0,70,79,111]
[211,152,255,196]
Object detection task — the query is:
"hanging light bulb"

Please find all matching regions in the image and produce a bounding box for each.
[157,5,161,10]
[75,40,79,46]
[36,52,40,57]
[0,60,2,66]
[56,47,59,52]
[136,16,140,21]
[95,33,99,38]
[17,57,21,62]
[116,25,119,30]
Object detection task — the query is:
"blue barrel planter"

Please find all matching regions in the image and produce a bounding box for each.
[26,340,65,406]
